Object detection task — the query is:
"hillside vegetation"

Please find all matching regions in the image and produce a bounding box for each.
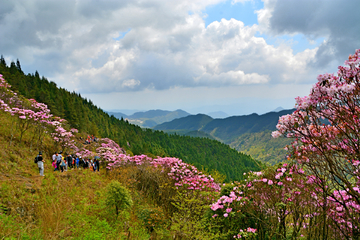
[0,109,217,239]
[2,49,360,239]
[0,58,262,181]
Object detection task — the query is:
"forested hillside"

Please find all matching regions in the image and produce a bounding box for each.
[0,57,261,181]
[154,110,294,164]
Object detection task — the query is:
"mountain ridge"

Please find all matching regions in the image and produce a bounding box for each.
[154,109,295,164]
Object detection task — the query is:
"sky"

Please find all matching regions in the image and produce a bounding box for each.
[1,0,359,116]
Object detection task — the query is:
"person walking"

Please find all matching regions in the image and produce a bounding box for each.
[56,152,63,172]
[95,158,100,172]
[76,156,80,169]
[36,152,45,176]
[66,153,72,169]
[53,152,58,171]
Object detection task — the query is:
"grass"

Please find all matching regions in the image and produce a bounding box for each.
[0,112,147,239]
[0,110,223,239]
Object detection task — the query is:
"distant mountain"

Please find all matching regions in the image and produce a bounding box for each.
[106,109,141,115]
[201,110,294,142]
[110,109,191,128]
[107,112,128,119]
[272,107,285,112]
[129,109,189,119]
[207,111,229,119]
[153,114,213,131]
[154,109,295,164]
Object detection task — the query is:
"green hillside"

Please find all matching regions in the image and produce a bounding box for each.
[0,57,262,181]
[154,114,214,131]
[154,110,294,164]
[201,110,294,142]
[161,129,216,140]
[229,130,291,165]
[0,105,218,239]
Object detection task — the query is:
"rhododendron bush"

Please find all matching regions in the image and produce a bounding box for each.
[0,74,78,152]
[271,49,360,238]
[96,138,220,192]
[210,164,342,239]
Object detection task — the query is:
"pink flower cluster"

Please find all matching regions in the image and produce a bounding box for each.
[0,74,78,151]
[270,49,360,236]
[211,190,244,214]
[96,138,220,192]
[233,227,257,239]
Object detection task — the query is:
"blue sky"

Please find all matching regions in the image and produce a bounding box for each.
[204,1,262,27]
[1,0,359,116]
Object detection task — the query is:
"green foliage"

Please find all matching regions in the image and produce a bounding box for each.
[230,130,292,165]
[137,205,167,232]
[170,191,221,240]
[105,180,133,217]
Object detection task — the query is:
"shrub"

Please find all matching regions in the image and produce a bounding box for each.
[105,180,133,217]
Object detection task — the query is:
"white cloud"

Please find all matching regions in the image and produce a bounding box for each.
[122,79,141,88]
[257,0,360,68]
[1,0,357,98]
[231,0,252,4]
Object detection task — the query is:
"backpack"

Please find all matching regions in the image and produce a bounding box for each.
[34,156,39,164]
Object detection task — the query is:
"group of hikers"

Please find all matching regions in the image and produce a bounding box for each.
[52,152,100,172]
[35,151,101,176]
[81,135,98,145]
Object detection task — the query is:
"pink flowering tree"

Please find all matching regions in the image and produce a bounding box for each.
[48,117,79,153]
[0,74,79,152]
[209,163,347,239]
[273,49,360,237]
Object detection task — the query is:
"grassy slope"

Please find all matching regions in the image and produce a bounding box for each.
[0,110,226,239]
[0,112,166,239]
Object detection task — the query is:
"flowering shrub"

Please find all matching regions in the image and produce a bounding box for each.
[96,138,220,192]
[0,74,78,151]
[210,163,327,239]
[272,49,360,237]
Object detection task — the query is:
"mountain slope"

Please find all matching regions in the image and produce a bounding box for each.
[201,109,294,142]
[107,111,128,119]
[154,110,294,164]
[154,114,213,131]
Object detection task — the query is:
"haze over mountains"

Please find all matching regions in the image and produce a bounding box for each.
[107,109,191,128]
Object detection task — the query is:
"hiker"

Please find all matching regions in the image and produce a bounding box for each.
[79,156,84,168]
[52,152,58,171]
[36,152,45,176]
[85,159,89,169]
[94,158,100,172]
[60,157,65,172]
[56,152,63,172]
[90,159,94,171]
[52,160,57,171]
[66,153,73,169]
[72,155,76,169]
[75,156,80,168]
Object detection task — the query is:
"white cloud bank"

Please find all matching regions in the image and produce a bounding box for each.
[0,0,359,113]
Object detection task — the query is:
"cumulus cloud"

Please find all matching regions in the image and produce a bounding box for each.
[258,0,360,68]
[0,0,357,95]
